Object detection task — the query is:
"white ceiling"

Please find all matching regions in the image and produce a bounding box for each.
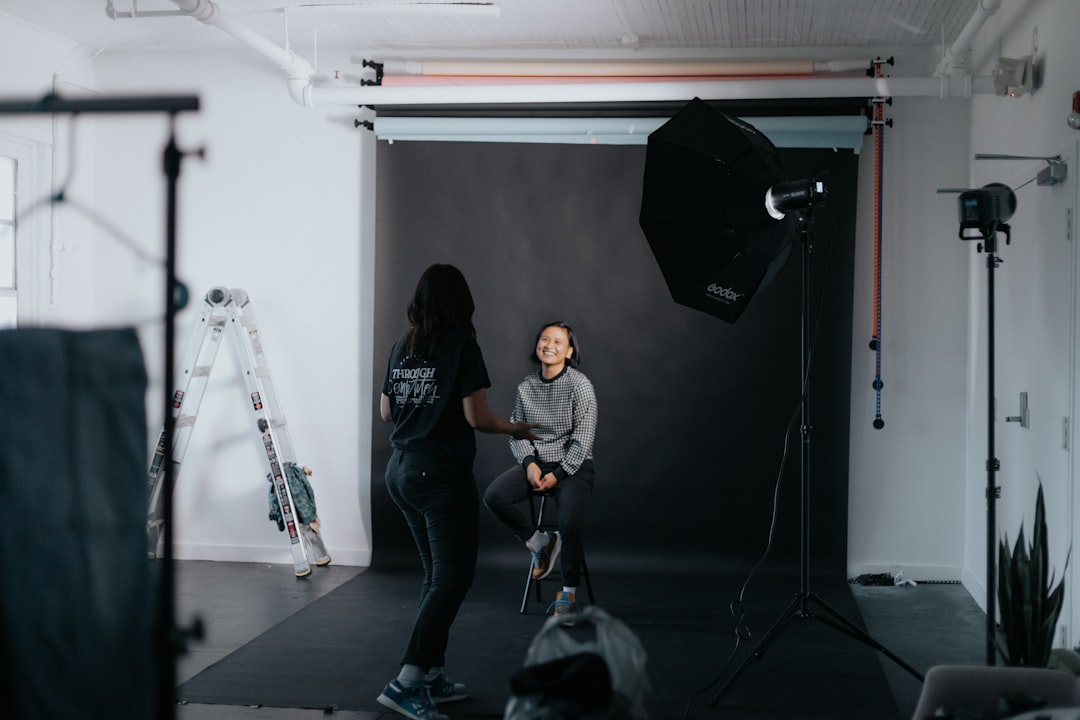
[3,0,980,58]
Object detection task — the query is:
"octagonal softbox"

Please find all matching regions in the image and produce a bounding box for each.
[639,98,795,322]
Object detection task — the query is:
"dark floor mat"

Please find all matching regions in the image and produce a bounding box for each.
[178,566,899,719]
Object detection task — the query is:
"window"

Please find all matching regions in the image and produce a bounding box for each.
[0,134,43,329]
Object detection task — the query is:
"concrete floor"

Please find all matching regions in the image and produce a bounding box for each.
[174,561,372,720]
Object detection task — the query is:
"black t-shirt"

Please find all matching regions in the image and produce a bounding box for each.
[382,328,491,460]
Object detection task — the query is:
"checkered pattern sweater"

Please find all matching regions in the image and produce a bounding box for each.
[509,366,596,480]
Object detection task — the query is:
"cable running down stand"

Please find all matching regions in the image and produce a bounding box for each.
[710,211,923,706]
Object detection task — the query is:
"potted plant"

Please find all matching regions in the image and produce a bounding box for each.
[996,482,1071,667]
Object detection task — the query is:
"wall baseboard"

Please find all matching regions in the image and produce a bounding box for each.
[173,543,371,568]
[847,562,963,584]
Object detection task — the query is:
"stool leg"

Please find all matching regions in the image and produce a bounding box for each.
[533,495,547,604]
[519,564,533,614]
[581,554,595,604]
[520,494,546,614]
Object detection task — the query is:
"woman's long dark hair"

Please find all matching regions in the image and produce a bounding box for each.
[529,321,581,368]
[403,263,477,359]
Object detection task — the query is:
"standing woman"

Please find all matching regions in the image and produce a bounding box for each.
[378,264,539,720]
[483,321,597,623]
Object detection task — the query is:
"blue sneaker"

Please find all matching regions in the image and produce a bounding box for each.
[377,679,449,720]
[531,531,562,580]
[547,591,577,624]
[426,673,468,703]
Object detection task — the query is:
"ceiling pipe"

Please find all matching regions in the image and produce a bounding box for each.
[379,59,872,78]
[305,74,993,106]
[166,0,320,106]
[935,0,1002,78]
[162,0,993,107]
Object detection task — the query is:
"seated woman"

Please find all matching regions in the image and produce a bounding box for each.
[483,321,597,621]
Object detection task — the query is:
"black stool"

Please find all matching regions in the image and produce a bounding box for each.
[520,489,595,614]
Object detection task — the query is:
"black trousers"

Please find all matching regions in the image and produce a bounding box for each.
[483,459,594,587]
[385,448,479,670]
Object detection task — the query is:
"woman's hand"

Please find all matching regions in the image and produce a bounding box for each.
[527,462,543,488]
[539,473,558,491]
[510,421,541,441]
[464,389,540,439]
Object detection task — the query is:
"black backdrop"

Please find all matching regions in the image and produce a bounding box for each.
[371,136,858,580]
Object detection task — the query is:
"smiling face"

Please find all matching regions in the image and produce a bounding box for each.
[535,325,574,378]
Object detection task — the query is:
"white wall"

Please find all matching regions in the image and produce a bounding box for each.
[0,34,375,567]
[0,14,98,326]
[846,2,1080,632]
[846,91,973,583]
[961,0,1080,638]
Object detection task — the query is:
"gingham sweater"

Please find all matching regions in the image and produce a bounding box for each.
[508,366,597,479]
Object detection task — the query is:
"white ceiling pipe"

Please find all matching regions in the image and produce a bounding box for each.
[380,58,872,78]
[401,60,818,77]
[306,74,993,106]
[935,0,1002,77]
[168,0,319,106]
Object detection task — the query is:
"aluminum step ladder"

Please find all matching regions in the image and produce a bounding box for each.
[146,286,330,577]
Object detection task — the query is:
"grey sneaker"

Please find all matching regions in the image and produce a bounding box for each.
[531,531,562,580]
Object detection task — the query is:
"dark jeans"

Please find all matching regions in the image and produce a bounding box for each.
[483,459,594,587]
[385,448,479,670]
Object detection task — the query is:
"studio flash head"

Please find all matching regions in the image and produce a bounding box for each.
[957,183,1016,239]
[765,178,828,220]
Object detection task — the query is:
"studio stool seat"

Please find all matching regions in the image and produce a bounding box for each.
[520,489,595,614]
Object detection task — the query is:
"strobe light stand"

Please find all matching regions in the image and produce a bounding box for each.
[636,105,925,706]
[710,206,924,705]
[957,183,1018,666]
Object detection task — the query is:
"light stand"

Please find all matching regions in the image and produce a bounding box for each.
[710,208,924,705]
[0,92,200,720]
[981,225,1006,666]
[956,182,1017,666]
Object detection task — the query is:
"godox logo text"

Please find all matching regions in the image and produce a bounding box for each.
[707,283,743,302]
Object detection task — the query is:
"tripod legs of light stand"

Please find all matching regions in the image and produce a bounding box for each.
[709,213,924,707]
[709,591,925,705]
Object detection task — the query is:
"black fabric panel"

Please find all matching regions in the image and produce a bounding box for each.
[372,139,856,578]
[0,328,155,720]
